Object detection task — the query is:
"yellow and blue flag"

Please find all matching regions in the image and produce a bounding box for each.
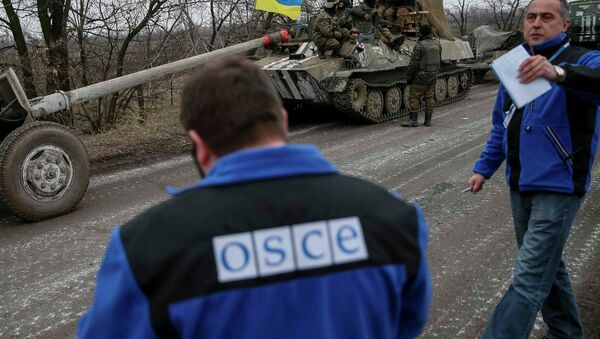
[256,0,303,19]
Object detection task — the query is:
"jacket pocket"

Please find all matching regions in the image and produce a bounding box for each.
[544,126,574,170]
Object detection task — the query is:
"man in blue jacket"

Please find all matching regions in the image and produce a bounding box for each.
[467,0,600,337]
[78,56,431,338]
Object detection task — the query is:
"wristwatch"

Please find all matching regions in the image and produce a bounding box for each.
[554,65,566,83]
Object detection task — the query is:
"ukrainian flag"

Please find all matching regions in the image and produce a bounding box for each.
[256,0,303,19]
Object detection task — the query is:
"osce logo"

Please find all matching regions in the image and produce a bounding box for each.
[212,216,369,282]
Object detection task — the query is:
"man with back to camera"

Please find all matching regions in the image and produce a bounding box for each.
[77,56,431,338]
[467,0,600,337]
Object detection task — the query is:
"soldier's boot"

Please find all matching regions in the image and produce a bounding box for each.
[424,112,432,127]
[401,112,419,127]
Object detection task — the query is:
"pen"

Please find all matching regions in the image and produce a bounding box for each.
[462,187,472,193]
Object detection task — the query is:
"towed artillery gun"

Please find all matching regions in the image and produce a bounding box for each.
[0,31,289,221]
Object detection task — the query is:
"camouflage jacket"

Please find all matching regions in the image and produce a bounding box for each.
[311,10,349,44]
[406,37,442,85]
[337,7,353,29]
[350,4,386,36]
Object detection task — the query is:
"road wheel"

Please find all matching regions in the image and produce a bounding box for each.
[349,79,367,113]
[366,89,384,118]
[385,87,401,115]
[447,75,459,98]
[0,122,89,221]
[460,71,471,89]
[435,77,447,102]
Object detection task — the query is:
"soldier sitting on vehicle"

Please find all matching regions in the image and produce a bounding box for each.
[351,0,394,44]
[312,0,353,58]
[337,0,354,29]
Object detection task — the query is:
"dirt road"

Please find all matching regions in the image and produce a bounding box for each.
[1,82,598,338]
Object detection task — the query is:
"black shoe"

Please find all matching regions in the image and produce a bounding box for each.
[423,121,431,127]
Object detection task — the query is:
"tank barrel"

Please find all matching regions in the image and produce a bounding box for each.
[28,30,289,118]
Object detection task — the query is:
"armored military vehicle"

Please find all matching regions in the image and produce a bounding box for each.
[568,0,600,49]
[466,25,523,82]
[255,0,474,123]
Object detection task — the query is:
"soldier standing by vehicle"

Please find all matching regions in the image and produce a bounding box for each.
[401,24,441,127]
[312,0,352,58]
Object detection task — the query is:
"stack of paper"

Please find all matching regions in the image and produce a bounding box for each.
[490,45,552,108]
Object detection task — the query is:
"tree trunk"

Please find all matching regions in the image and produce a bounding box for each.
[37,0,72,93]
[106,0,167,128]
[2,0,38,98]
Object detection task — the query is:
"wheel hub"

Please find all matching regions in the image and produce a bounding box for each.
[23,145,73,201]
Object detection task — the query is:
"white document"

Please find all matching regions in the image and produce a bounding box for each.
[490,45,552,108]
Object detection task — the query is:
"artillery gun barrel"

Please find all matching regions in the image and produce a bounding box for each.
[28,30,289,118]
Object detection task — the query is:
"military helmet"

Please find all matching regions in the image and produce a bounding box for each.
[324,0,339,8]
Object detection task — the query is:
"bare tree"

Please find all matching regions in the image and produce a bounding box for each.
[208,0,244,50]
[486,0,526,31]
[104,0,168,127]
[1,1,38,97]
[37,0,72,94]
[446,0,475,36]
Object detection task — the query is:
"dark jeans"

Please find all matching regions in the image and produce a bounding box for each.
[483,190,584,339]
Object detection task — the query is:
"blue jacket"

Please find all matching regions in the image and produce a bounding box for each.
[474,33,600,194]
[78,144,431,339]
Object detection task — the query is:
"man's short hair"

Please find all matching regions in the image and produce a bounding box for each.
[558,0,570,20]
[180,57,286,156]
[527,0,570,20]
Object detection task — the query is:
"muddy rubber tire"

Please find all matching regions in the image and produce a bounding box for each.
[0,122,89,221]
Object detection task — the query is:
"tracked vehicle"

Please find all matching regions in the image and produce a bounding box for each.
[255,0,474,123]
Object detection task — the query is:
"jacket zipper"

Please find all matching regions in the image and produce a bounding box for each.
[545,126,574,167]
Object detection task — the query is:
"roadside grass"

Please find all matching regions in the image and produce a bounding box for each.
[79,102,191,168]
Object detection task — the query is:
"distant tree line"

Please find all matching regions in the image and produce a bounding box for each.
[0,0,326,132]
[0,0,524,132]
[446,0,527,36]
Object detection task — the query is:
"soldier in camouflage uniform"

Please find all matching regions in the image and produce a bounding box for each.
[401,24,441,127]
[311,0,351,58]
[350,0,393,43]
[337,0,354,29]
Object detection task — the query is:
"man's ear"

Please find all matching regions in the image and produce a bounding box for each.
[188,130,216,169]
[562,18,571,32]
